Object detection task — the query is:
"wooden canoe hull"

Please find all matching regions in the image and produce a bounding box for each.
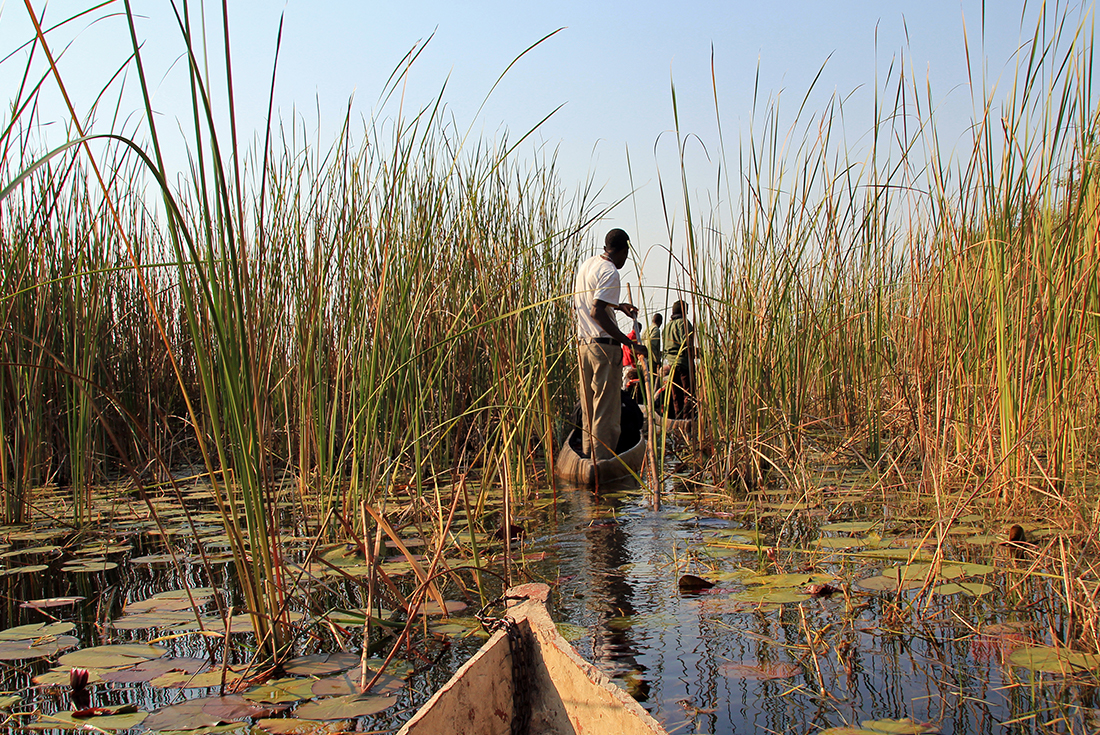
[553,429,646,485]
[645,413,693,440]
[397,583,667,735]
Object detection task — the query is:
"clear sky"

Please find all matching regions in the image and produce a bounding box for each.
[0,1,1075,307]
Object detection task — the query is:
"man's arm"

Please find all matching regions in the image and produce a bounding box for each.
[592,299,640,347]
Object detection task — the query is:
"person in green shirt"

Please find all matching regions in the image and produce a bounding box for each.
[640,312,662,366]
[662,300,694,419]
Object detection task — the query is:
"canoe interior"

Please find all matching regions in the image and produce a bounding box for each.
[397,583,667,735]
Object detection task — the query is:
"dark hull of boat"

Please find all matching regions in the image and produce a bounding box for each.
[553,428,646,485]
[644,411,693,439]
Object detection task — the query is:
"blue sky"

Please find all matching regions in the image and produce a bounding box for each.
[0,1,1073,305]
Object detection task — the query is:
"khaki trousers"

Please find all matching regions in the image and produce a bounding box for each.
[578,343,622,460]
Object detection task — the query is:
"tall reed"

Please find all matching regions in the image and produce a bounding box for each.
[2,1,596,659]
[668,4,1100,514]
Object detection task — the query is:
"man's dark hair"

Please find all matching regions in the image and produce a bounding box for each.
[671,300,687,318]
[604,228,631,253]
[653,313,663,326]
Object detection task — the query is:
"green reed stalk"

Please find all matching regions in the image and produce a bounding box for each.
[660,2,1100,513]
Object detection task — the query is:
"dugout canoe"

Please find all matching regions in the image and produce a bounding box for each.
[642,386,694,442]
[554,393,647,486]
[645,412,693,440]
[396,582,667,735]
[554,425,647,485]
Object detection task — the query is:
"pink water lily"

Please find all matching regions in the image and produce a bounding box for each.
[69,668,89,692]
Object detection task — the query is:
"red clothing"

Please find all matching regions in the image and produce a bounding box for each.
[622,330,637,367]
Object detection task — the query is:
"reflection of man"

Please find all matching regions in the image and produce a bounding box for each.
[573,229,639,459]
[663,300,695,419]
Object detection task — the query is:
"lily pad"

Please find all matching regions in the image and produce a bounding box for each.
[113,611,200,630]
[556,623,586,642]
[200,611,306,635]
[819,521,881,533]
[100,656,211,684]
[934,582,993,597]
[861,718,938,733]
[61,560,118,573]
[411,600,467,616]
[33,667,108,686]
[125,588,215,613]
[243,677,317,704]
[732,588,811,604]
[812,537,864,549]
[699,547,744,558]
[311,667,406,697]
[743,573,830,588]
[326,610,398,628]
[0,564,49,577]
[150,667,246,689]
[145,695,282,732]
[294,694,396,720]
[0,622,75,640]
[130,554,177,565]
[857,575,925,592]
[0,545,60,559]
[59,643,167,668]
[857,563,939,592]
[74,542,132,556]
[1008,646,1100,673]
[21,596,84,610]
[0,635,79,660]
[856,549,933,561]
[150,725,250,735]
[282,652,361,677]
[31,710,148,731]
[256,719,351,735]
[430,621,483,638]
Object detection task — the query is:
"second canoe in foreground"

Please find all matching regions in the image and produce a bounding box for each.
[397,582,668,735]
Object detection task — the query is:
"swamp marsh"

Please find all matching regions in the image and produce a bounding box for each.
[2,2,1100,734]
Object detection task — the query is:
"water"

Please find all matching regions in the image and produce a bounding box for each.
[527,484,1100,734]
[0,477,1097,733]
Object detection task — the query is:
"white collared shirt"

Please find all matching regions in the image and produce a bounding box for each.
[573,254,619,340]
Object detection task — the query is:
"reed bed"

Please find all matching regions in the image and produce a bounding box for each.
[672,4,1100,514]
[1,15,587,518]
[4,0,1100,666]
[2,3,594,660]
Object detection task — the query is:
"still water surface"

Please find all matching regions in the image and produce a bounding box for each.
[0,478,1096,734]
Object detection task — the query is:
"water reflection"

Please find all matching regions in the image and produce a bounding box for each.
[582,487,652,701]
[553,484,651,701]
[536,484,1100,735]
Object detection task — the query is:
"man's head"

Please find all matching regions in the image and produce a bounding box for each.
[671,300,688,318]
[603,228,631,268]
[653,312,663,327]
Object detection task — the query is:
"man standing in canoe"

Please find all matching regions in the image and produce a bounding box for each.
[663,299,695,419]
[574,229,640,459]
